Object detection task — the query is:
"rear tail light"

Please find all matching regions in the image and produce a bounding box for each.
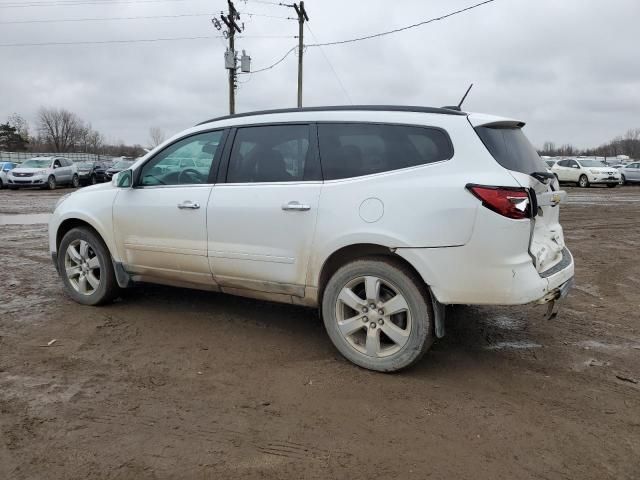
[466,184,532,220]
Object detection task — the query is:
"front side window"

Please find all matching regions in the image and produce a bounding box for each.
[227,125,312,183]
[139,130,223,186]
[318,123,453,180]
[557,160,568,167]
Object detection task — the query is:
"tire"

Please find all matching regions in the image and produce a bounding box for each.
[620,174,626,185]
[71,174,80,188]
[47,175,56,190]
[321,257,434,372]
[57,227,120,306]
[0,178,3,189]
[578,175,589,188]
[9,186,18,190]
[90,174,97,185]
[606,183,617,188]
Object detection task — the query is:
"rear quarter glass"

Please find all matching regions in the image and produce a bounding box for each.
[475,126,547,175]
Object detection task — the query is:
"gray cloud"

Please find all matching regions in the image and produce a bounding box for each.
[1,0,638,149]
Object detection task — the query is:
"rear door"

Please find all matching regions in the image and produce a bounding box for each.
[207,124,321,296]
[473,122,567,273]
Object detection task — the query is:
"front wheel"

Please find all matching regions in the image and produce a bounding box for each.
[47,175,57,190]
[321,257,434,372]
[71,174,80,188]
[90,174,97,185]
[620,174,626,185]
[578,175,589,188]
[0,178,3,189]
[58,227,120,305]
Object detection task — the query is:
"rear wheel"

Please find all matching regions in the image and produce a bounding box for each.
[578,175,589,188]
[47,175,56,190]
[321,257,434,372]
[58,227,120,305]
[71,174,80,188]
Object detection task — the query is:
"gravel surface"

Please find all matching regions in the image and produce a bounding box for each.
[1,185,639,479]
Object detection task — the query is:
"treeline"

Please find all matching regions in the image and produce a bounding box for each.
[0,108,165,158]
[539,128,640,159]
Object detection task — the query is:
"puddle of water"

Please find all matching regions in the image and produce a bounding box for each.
[0,213,51,225]
[485,341,542,350]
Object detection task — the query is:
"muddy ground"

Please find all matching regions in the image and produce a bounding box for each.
[0,185,639,479]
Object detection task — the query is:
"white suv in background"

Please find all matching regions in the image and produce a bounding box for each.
[8,156,79,190]
[49,106,574,372]
[551,158,620,188]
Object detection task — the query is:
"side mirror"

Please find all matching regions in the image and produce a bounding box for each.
[53,164,59,169]
[114,169,133,188]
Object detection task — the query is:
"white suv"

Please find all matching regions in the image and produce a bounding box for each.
[8,156,79,190]
[551,158,620,188]
[49,106,574,372]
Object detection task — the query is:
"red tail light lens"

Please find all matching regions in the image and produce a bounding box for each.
[467,184,531,220]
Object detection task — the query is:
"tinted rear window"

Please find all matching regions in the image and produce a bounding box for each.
[318,123,453,180]
[475,126,546,175]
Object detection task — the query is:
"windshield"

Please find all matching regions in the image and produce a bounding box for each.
[578,160,606,168]
[113,161,133,169]
[21,159,51,168]
[77,162,93,169]
[475,127,547,175]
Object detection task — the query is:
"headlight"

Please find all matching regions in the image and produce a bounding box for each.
[36,169,48,175]
[55,193,72,210]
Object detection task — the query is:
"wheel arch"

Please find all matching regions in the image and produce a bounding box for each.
[315,243,432,304]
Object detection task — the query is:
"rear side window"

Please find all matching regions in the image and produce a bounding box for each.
[318,123,453,180]
[227,125,317,183]
[475,126,546,175]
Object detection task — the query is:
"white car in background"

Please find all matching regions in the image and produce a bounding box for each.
[0,161,18,189]
[551,158,620,188]
[8,156,79,190]
[617,161,640,184]
[49,105,574,372]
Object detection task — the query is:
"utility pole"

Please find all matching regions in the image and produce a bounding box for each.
[293,2,309,108]
[221,0,242,114]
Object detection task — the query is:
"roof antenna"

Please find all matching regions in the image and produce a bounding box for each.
[457,83,473,109]
[442,83,473,111]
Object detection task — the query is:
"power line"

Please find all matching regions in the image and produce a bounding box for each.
[0,12,217,24]
[305,23,352,105]
[238,44,297,74]
[306,0,497,47]
[0,34,292,47]
[0,0,188,8]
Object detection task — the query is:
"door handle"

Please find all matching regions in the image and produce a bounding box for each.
[177,201,200,210]
[282,201,311,211]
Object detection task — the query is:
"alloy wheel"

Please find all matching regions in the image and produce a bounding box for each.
[335,275,412,358]
[64,239,101,295]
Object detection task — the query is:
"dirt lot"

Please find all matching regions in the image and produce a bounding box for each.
[1,185,639,479]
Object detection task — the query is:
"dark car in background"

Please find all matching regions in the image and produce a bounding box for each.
[76,161,110,185]
[105,160,135,180]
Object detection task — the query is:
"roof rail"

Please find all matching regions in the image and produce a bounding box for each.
[196,105,467,126]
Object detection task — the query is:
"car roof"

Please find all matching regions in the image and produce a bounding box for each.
[197,105,468,126]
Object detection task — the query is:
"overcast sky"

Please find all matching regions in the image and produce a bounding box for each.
[1,0,638,149]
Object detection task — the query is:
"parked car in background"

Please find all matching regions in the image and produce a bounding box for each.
[551,158,620,188]
[7,156,79,190]
[544,159,556,168]
[0,161,18,189]
[105,159,135,180]
[76,161,110,185]
[49,105,574,372]
[618,161,640,185]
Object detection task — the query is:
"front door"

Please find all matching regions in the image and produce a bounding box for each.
[207,124,321,296]
[113,130,226,285]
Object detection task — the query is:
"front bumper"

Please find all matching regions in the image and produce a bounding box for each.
[8,174,46,185]
[588,174,620,184]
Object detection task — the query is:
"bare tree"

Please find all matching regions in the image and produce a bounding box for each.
[37,107,84,152]
[148,127,166,148]
[7,113,29,140]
